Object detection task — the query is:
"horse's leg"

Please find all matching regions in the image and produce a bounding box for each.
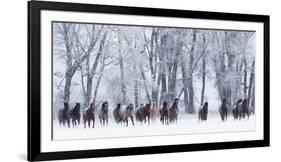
[88,119,91,128]
[130,116,134,126]
[92,118,95,128]
[106,116,108,126]
[67,118,70,128]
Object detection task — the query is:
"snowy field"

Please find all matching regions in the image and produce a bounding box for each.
[53,113,255,141]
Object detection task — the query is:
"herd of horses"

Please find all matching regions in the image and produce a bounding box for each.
[58,98,251,128]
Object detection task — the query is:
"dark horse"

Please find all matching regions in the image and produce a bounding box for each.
[58,102,70,128]
[238,99,249,119]
[83,103,96,128]
[169,98,179,124]
[135,103,150,124]
[159,102,169,125]
[198,102,208,121]
[113,103,122,124]
[69,102,81,127]
[135,104,145,123]
[99,101,109,126]
[219,98,228,121]
[143,103,151,124]
[232,99,242,119]
[121,104,135,126]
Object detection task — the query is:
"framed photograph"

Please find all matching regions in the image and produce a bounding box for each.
[28,0,270,161]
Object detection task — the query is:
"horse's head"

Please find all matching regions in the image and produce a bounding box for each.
[163,101,168,107]
[102,101,109,113]
[128,104,134,111]
[117,103,121,109]
[204,102,208,110]
[163,102,168,111]
[75,103,81,110]
[145,103,150,110]
[90,103,96,111]
[238,99,242,104]
[242,99,248,106]
[222,98,227,105]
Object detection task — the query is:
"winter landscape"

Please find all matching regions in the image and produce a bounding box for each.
[52,22,256,140]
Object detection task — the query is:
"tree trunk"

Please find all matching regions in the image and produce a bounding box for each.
[84,76,93,108]
[200,35,206,106]
[181,59,189,112]
[168,40,182,103]
[140,65,152,103]
[84,30,108,108]
[64,74,72,103]
[201,56,206,106]
[159,34,168,105]
[133,65,139,108]
[160,73,167,105]
[248,60,255,111]
[149,28,160,104]
[117,30,127,104]
[243,58,248,98]
[251,82,255,113]
[62,24,73,103]
[93,60,105,105]
[187,30,197,114]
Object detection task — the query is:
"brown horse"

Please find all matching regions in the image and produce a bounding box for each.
[83,103,96,128]
[135,104,145,123]
[219,98,228,121]
[58,102,70,128]
[150,102,158,120]
[121,104,135,126]
[99,101,109,126]
[232,99,242,119]
[238,99,249,119]
[69,102,81,127]
[169,98,179,124]
[113,103,122,124]
[159,102,169,125]
[198,102,208,121]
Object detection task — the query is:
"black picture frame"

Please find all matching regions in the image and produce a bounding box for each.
[28,0,270,161]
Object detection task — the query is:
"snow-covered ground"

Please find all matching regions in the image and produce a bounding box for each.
[53,113,255,141]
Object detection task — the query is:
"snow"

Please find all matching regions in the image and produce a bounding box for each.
[53,113,255,141]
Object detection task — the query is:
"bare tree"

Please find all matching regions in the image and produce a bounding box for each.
[200,34,207,106]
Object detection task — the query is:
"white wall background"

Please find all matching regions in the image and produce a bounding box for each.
[0,0,278,161]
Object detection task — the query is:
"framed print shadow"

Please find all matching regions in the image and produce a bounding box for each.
[28,0,270,161]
